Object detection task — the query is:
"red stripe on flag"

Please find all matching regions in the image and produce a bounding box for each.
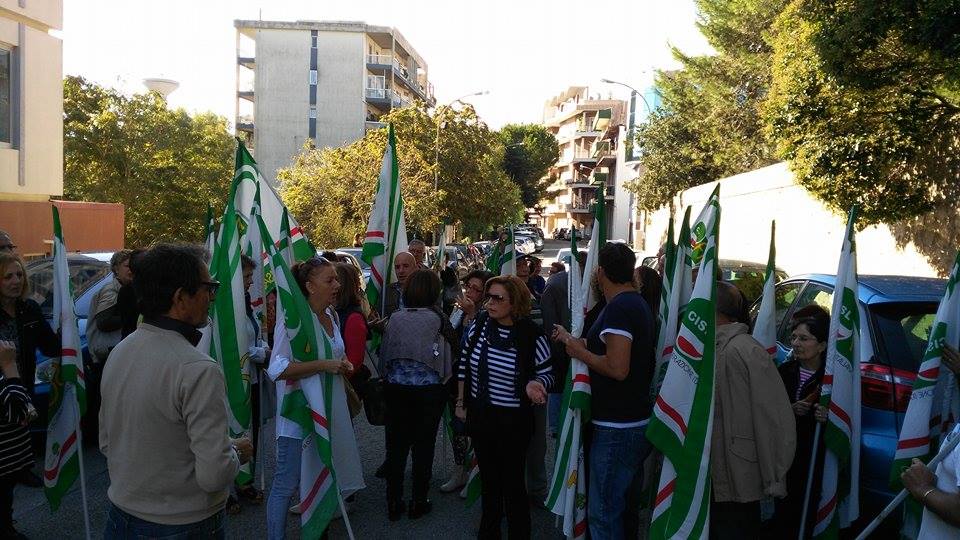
[897,436,929,450]
[574,519,587,537]
[61,348,78,358]
[290,226,303,236]
[300,466,331,513]
[654,478,675,507]
[370,264,384,287]
[43,431,77,481]
[310,409,329,430]
[661,345,673,358]
[816,494,837,524]
[829,401,852,430]
[251,298,264,308]
[366,231,385,239]
[766,346,776,354]
[572,374,590,385]
[822,374,834,384]
[919,368,938,379]
[676,335,702,359]
[655,396,688,435]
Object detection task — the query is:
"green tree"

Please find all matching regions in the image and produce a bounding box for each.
[627,0,786,210]
[63,76,234,247]
[278,103,524,248]
[764,0,960,226]
[497,124,559,208]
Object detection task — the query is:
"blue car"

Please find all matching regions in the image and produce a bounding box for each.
[26,253,113,442]
[752,273,945,530]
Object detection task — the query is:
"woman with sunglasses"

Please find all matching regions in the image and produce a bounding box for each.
[455,275,553,539]
[265,256,356,540]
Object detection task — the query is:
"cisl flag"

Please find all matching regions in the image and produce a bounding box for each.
[647,203,720,539]
[752,221,777,360]
[652,208,693,397]
[44,206,86,511]
[812,207,861,539]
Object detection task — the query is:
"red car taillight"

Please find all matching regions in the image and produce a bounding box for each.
[860,363,916,412]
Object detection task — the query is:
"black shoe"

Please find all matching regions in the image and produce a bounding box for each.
[387,500,406,521]
[375,461,387,479]
[14,468,40,488]
[1,525,28,539]
[408,499,432,519]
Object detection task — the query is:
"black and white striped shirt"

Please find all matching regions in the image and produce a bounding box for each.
[458,320,553,408]
[0,377,33,476]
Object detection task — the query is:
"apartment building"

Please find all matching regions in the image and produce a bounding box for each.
[234,19,436,185]
[537,87,629,240]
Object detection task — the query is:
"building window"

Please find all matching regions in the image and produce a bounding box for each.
[0,48,11,145]
[309,70,318,85]
[309,106,317,119]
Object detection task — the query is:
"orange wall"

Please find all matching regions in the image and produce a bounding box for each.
[0,200,124,257]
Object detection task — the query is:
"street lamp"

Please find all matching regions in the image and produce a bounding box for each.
[434,90,489,190]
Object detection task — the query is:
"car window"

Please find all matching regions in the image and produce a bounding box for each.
[869,302,939,372]
[26,258,110,318]
[726,269,766,305]
[776,282,833,344]
[771,281,804,344]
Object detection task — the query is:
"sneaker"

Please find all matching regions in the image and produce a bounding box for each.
[408,499,433,519]
[289,502,302,515]
[459,484,468,499]
[440,469,468,493]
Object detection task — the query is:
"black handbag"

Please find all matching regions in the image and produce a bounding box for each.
[363,376,387,426]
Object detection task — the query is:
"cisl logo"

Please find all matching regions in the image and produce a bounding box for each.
[676,306,708,362]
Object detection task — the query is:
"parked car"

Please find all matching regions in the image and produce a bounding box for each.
[720,259,788,304]
[430,245,469,278]
[515,231,543,253]
[27,252,113,443]
[515,236,536,255]
[553,228,568,240]
[749,273,946,532]
[332,248,372,284]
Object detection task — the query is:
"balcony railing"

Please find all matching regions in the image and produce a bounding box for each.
[365,87,388,100]
[367,54,392,65]
[591,140,612,158]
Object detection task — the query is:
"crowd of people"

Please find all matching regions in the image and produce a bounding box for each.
[0,226,959,539]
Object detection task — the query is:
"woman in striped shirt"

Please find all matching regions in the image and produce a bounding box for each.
[455,275,553,539]
[0,340,33,540]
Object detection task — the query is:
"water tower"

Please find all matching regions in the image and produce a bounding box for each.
[142,78,180,99]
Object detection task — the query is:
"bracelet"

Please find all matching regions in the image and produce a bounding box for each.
[921,487,936,504]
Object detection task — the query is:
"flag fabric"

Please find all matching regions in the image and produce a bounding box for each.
[463,450,482,507]
[581,186,607,313]
[652,208,693,396]
[546,231,591,539]
[256,216,363,538]
[433,225,447,273]
[889,250,960,535]
[210,165,254,485]
[233,139,314,260]
[499,226,517,276]
[205,202,216,256]
[43,206,86,511]
[278,208,295,268]
[244,182,267,328]
[752,221,778,360]
[361,123,409,315]
[647,203,720,539]
[689,184,720,267]
[812,207,862,538]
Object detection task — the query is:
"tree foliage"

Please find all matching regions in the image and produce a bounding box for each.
[496,124,559,208]
[627,0,785,211]
[278,104,524,248]
[764,0,960,225]
[63,76,234,247]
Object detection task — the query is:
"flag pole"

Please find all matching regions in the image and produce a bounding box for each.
[855,429,960,540]
[75,417,92,540]
[257,371,266,492]
[336,488,356,540]
[798,423,822,540]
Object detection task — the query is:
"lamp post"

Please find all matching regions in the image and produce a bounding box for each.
[434,90,488,191]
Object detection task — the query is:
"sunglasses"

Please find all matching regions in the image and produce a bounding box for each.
[200,280,221,295]
[485,293,506,303]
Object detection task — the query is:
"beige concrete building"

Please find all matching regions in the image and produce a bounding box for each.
[234,19,436,185]
[536,86,627,239]
[0,0,63,202]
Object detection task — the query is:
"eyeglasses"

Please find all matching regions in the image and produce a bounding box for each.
[464,283,484,294]
[0,244,15,252]
[790,334,817,343]
[485,293,506,304]
[200,280,221,295]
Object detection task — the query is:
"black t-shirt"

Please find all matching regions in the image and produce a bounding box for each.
[585,290,655,424]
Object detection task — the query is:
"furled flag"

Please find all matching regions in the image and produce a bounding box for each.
[278,207,295,268]
[499,226,517,276]
[689,184,720,267]
[811,207,862,539]
[256,216,363,539]
[209,163,253,485]
[233,139,315,260]
[752,221,778,361]
[244,181,267,328]
[889,250,960,534]
[204,202,216,256]
[44,206,87,511]
[647,203,720,539]
[362,123,409,315]
[462,449,482,507]
[546,230,590,539]
[581,186,607,313]
[652,208,693,397]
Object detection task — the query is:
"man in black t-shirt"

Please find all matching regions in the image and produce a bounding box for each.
[555,243,655,540]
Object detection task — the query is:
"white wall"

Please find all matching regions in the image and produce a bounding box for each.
[611,126,631,241]
[315,31,363,149]
[641,162,940,278]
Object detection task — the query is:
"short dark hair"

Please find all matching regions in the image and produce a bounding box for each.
[240,254,256,270]
[110,249,133,274]
[462,269,494,286]
[791,308,830,344]
[403,269,442,308]
[598,243,635,284]
[334,262,363,311]
[134,244,208,318]
[716,281,744,320]
[635,266,662,314]
[290,256,334,298]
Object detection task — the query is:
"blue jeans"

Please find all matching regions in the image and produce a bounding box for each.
[588,424,652,540]
[104,504,225,539]
[548,393,563,435]
[267,436,302,540]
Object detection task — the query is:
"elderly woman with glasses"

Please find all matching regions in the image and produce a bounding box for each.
[771,305,830,536]
[455,275,553,539]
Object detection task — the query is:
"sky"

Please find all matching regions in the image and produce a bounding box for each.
[61,0,713,130]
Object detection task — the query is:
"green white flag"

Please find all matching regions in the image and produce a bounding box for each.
[499,226,516,276]
[204,202,216,256]
[581,186,607,313]
[210,160,253,485]
[647,202,719,539]
[652,208,693,396]
[689,184,719,267]
[361,123,408,315]
[752,221,778,360]
[44,206,87,512]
